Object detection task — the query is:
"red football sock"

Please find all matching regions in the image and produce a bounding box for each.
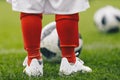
[55,13,79,63]
[20,13,42,66]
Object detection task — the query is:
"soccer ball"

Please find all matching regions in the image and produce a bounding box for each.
[94,5,120,33]
[40,21,83,62]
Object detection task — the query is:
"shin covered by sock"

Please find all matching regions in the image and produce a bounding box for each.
[20,13,42,66]
[55,13,79,63]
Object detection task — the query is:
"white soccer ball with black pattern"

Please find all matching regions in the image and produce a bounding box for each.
[40,21,83,62]
[94,5,120,33]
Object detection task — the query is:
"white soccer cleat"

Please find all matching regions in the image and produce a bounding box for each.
[23,58,43,77]
[74,57,92,73]
[59,57,92,75]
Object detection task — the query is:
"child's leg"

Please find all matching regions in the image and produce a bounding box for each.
[55,13,79,63]
[20,13,42,66]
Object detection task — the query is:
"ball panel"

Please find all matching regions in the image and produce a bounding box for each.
[115,15,120,22]
[106,26,119,33]
[40,48,56,59]
[101,16,107,26]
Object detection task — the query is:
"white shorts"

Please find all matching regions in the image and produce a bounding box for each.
[7,0,90,14]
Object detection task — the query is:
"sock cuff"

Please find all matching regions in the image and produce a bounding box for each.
[20,12,42,19]
[55,13,79,21]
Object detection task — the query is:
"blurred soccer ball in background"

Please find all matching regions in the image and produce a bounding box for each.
[40,21,83,62]
[94,5,120,33]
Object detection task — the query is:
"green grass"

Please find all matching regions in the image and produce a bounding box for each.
[0,0,120,80]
